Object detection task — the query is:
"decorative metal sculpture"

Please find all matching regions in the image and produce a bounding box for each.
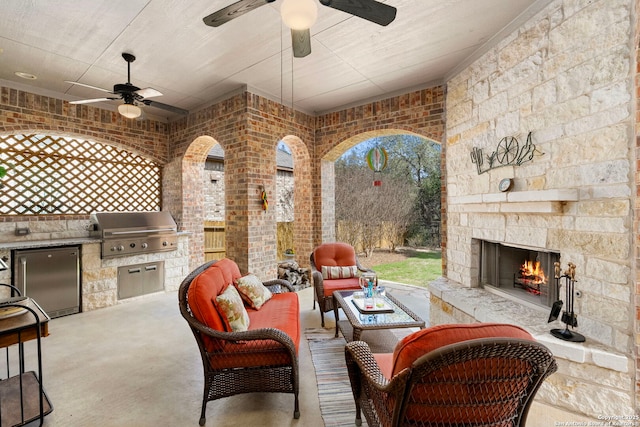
[548,261,585,342]
[470,132,542,175]
[259,186,268,211]
[366,147,388,186]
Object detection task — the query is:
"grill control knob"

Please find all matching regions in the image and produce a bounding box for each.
[141,242,148,249]
[162,241,168,247]
[110,246,117,252]
[129,243,136,248]
[116,245,124,252]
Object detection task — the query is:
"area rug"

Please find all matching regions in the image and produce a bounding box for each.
[306,326,419,426]
[306,327,367,427]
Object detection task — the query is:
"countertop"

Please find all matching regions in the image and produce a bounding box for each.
[0,238,102,250]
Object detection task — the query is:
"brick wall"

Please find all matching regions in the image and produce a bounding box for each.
[0,84,445,278]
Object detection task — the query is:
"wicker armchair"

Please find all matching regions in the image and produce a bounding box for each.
[310,242,373,327]
[345,323,558,427]
[178,260,300,426]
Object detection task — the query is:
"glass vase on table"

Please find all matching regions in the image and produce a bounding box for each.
[358,271,378,309]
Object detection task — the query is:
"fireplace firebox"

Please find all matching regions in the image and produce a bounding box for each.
[479,240,560,308]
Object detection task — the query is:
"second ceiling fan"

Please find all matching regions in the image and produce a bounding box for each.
[203,0,397,58]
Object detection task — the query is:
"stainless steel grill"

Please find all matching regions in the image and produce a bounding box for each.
[90,211,178,259]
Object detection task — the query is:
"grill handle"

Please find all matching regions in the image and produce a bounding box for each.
[107,228,176,235]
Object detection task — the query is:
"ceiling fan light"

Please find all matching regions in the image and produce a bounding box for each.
[118,103,142,119]
[281,0,318,30]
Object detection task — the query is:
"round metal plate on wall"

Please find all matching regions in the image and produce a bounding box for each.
[499,178,513,192]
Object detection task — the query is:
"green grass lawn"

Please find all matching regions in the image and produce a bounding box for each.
[375,250,442,288]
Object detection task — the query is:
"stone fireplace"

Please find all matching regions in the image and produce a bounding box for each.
[430,0,637,422]
[478,240,560,308]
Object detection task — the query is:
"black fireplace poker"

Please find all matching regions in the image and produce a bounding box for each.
[548,261,586,342]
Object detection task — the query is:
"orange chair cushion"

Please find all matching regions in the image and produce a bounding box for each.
[208,292,300,370]
[321,277,361,297]
[374,353,394,379]
[313,242,357,268]
[391,323,533,377]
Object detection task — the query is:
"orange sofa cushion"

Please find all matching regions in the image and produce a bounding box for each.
[187,258,300,370]
[391,323,533,377]
[187,264,228,333]
[313,242,357,268]
[208,292,300,370]
[213,257,242,284]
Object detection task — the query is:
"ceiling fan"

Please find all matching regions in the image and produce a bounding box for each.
[66,53,188,119]
[203,0,397,58]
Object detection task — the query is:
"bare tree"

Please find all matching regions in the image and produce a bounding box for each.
[335,155,414,256]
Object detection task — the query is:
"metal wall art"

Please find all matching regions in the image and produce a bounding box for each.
[470,132,542,175]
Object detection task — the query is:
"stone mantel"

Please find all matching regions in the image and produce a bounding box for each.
[449,189,579,214]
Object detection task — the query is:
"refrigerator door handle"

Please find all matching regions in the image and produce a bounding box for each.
[19,257,27,295]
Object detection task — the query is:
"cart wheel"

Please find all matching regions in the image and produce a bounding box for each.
[199,417,206,426]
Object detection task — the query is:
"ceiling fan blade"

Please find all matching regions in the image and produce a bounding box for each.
[69,97,118,105]
[65,80,113,94]
[203,0,275,27]
[320,0,397,26]
[135,87,163,98]
[142,99,188,115]
[291,29,311,58]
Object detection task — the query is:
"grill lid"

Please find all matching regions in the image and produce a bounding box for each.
[90,211,178,258]
[91,211,177,234]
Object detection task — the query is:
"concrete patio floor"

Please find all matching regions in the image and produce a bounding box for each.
[13,280,429,427]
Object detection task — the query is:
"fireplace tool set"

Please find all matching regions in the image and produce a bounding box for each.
[548,262,585,342]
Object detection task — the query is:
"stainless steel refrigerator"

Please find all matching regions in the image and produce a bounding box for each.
[13,246,80,318]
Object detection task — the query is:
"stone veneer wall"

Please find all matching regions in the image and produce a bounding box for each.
[443,0,637,418]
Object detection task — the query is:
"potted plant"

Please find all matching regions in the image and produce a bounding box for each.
[284,248,295,260]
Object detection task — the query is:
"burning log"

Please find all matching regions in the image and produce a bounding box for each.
[515,260,548,295]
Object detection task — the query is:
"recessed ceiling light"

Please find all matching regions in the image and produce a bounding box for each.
[15,71,37,80]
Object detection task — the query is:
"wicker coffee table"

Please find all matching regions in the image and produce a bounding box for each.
[332,290,425,343]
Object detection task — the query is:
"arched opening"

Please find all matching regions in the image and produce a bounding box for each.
[280,135,313,267]
[175,135,221,269]
[320,128,442,251]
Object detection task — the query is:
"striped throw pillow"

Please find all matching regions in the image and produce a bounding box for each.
[321,265,358,280]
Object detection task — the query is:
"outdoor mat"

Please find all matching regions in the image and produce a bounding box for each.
[306,327,367,427]
[306,326,420,426]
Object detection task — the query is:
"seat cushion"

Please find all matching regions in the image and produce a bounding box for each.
[208,292,300,370]
[313,242,357,268]
[391,323,533,377]
[321,277,361,297]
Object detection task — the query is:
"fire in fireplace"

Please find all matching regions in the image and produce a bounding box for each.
[516,260,548,295]
[479,240,560,308]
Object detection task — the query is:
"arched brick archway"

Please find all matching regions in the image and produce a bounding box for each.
[280,135,313,266]
[165,135,222,270]
[315,127,443,245]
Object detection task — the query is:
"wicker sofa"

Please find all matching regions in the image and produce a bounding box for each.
[178,258,300,426]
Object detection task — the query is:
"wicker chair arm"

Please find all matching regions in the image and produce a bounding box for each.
[345,341,391,389]
[263,278,295,293]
